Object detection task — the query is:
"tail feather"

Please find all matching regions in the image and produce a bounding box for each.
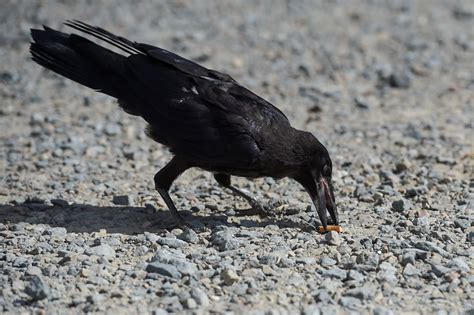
[30,26,126,98]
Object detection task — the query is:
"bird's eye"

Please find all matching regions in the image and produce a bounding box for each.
[322,164,331,177]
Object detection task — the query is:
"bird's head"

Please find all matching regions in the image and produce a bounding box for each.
[293,135,338,229]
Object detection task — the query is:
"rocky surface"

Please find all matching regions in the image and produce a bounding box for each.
[1,0,473,314]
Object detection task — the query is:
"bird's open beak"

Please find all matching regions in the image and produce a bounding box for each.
[311,177,338,229]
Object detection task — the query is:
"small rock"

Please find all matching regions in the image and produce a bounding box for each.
[135,245,149,256]
[448,258,470,272]
[454,219,470,230]
[296,257,316,265]
[453,5,474,20]
[146,262,181,279]
[345,287,373,300]
[391,199,411,212]
[152,309,168,315]
[388,71,411,88]
[86,244,115,257]
[145,203,157,214]
[24,275,50,300]
[221,269,240,285]
[43,227,67,237]
[25,196,45,204]
[321,268,347,280]
[104,123,121,136]
[315,289,332,303]
[377,262,398,284]
[183,298,197,309]
[157,237,188,248]
[339,296,361,307]
[50,199,69,207]
[87,293,105,304]
[347,270,365,282]
[151,249,197,276]
[354,97,370,110]
[320,256,337,266]
[325,231,341,246]
[191,288,209,307]
[373,306,395,315]
[178,229,199,244]
[431,264,451,277]
[403,263,421,276]
[144,232,160,243]
[211,228,240,251]
[112,195,133,206]
[414,216,429,227]
[401,251,416,266]
[25,266,42,276]
[415,241,450,257]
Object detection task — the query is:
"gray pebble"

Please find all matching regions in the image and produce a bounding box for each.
[221,269,240,285]
[448,258,470,272]
[320,256,337,266]
[321,268,347,280]
[146,262,182,279]
[414,216,429,227]
[315,289,332,303]
[391,199,411,212]
[151,309,168,315]
[157,237,188,248]
[43,227,67,237]
[347,270,365,282]
[112,195,133,205]
[296,257,317,265]
[373,306,395,315]
[86,244,116,257]
[211,228,240,251]
[178,229,199,244]
[325,231,341,246]
[151,249,197,276]
[104,123,121,136]
[183,297,197,309]
[24,275,50,300]
[339,296,361,307]
[388,71,411,89]
[415,241,450,257]
[403,263,421,276]
[454,219,470,230]
[431,264,451,277]
[50,198,69,207]
[377,262,398,284]
[191,287,209,307]
[401,251,416,266]
[25,266,42,276]
[345,287,373,300]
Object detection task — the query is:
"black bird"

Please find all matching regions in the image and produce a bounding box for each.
[30,21,339,228]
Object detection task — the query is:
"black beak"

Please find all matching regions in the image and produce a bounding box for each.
[311,177,338,229]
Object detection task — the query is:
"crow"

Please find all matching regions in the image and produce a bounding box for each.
[30,20,339,229]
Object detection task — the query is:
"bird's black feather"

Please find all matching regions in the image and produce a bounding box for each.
[30,21,338,228]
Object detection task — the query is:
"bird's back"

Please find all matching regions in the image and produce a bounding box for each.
[30,21,295,174]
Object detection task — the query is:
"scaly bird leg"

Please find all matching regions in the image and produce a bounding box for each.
[214,173,269,216]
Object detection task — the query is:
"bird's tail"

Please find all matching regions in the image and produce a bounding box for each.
[30,25,127,99]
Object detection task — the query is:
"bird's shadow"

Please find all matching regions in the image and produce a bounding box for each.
[0,203,315,235]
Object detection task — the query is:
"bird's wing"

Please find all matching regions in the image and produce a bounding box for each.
[123,53,290,168]
[64,20,290,168]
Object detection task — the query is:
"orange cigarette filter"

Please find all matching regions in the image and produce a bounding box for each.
[318,225,342,233]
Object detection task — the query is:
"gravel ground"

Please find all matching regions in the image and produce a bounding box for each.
[1,1,473,314]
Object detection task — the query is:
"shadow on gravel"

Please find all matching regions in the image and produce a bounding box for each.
[0,203,314,234]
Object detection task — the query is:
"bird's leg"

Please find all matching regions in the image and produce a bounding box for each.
[154,157,191,222]
[214,173,268,216]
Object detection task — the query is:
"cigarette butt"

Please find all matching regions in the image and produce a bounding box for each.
[318,225,342,233]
